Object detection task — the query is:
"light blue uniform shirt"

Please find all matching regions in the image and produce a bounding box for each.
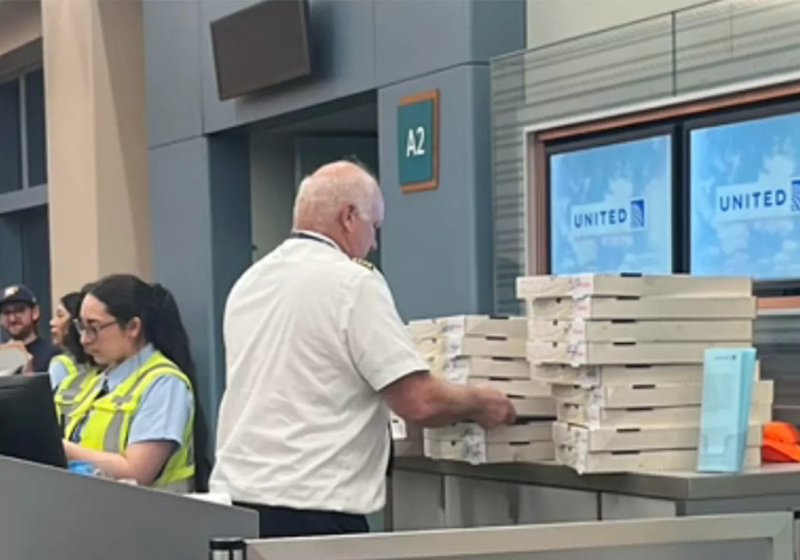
[70,344,193,447]
[48,356,70,390]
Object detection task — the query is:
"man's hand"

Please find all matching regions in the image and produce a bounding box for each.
[471,385,516,429]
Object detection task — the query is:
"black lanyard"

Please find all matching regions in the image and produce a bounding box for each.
[290,231,338,250]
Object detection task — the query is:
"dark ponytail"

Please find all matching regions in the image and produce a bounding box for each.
[144,283,195,379]
[60,291,92,366]
[88,274,211,491]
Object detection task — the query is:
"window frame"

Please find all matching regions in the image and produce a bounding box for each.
[0,66,48,216]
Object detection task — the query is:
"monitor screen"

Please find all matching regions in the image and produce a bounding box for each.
[690,111,800,280]
[548,134,673,275]
[0,375,67,469]
[211,0,311,101]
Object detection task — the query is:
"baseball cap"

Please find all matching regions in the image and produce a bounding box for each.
[0,285,37,308]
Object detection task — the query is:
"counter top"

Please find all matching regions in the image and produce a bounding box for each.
[394,458,800,501]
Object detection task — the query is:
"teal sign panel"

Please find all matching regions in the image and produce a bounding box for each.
[397,90,438,191]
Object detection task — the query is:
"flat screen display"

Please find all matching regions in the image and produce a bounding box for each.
[548,135,673,275]
[211,0,311,101]
[690,111,800,280]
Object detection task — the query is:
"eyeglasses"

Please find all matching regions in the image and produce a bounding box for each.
[73,319,117,339]
[1,305,30,318]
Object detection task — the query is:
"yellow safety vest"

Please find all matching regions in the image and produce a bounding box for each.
[65,351,196,493]
[53,354,100,422]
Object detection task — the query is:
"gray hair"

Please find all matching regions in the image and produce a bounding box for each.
[292,161,378,230]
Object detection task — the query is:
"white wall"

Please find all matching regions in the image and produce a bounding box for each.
[526,0,716,48]
[249,132,296,262]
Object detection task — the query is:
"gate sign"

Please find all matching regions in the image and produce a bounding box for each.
[397,90,439,193]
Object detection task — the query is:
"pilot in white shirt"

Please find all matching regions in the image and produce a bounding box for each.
[210,160,515,538]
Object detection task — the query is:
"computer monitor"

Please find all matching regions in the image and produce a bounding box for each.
[0,375,67,468]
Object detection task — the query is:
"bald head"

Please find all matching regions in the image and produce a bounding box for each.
[293,161,383,259]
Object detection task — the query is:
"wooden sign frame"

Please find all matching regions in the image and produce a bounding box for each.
[398,89,440,194]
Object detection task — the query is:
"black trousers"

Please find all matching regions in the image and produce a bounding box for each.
[234,502,369,538]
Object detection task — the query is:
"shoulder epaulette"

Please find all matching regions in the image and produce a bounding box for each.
[352,258,375,271]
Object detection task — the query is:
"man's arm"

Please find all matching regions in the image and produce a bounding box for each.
[381,371,515,428]
[347,271,515,429]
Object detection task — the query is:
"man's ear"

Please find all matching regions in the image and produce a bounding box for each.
[340,204,356,232]
[31,306,40,323]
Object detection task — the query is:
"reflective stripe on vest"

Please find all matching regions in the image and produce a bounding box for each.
[53,355,99,424]
[66,351,195,492]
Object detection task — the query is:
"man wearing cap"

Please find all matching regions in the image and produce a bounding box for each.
[0,285,61,373]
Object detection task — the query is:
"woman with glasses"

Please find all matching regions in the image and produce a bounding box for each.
[57,274,202,492]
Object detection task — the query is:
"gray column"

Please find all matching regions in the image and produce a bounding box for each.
[149,134,251,460]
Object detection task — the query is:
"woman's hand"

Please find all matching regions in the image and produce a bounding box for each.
[63,440,80,461]
[62,439,176,486]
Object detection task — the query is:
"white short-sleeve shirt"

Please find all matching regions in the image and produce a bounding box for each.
[209,232,428,514]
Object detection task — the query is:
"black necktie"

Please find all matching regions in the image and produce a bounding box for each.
[96,378,110,399]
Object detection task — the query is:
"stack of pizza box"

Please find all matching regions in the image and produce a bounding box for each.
[402,315,557,465]
[516,273,772,474]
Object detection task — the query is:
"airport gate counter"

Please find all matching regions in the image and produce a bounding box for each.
[0,454,258,560]
[390,458,800,528]
[210,511,794,560]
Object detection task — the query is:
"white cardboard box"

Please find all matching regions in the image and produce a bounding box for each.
[527,340,751,366]
[433,357,529,382]
[422,336,527,360]
[526,296,757,321]
[407,319,439,341]
[531,363,705,387]
[425,439,555,464]
[531,362,760,387]
[529,319,753,344]
[552,422,763,452]
[451,336,527,359]
[467,378,552,398]
[516,274,752,300]
[557,400,772,429]
[425,421,553,443]
[437,315,527,338]
[409,316,527,341]
[556,444,761,474]
[431,357,530,383]
[552,380,774,409]
[510,395,557,418]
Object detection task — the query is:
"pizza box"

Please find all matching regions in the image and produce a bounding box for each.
[432,356,530,383]
[407,319,439,341]
[511,395,557,418]
[424,421,553,444]
[424,439,555,464]
[437,315,527,338]
[516,274,751,300]
[467,378,552,398]
[557,400,772,429]
[446,336,527,359]
[552,422,763,452]
[527,340,750,366]
[529,319,753,344]
[530,362,760,387]
[526,296,757,321]
[552,380,773,409]
[556,444,761,474]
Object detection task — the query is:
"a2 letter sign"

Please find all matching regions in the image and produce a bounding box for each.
[397,89,439,193]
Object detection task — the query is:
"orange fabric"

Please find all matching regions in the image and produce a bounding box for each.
[762,422,800,462]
